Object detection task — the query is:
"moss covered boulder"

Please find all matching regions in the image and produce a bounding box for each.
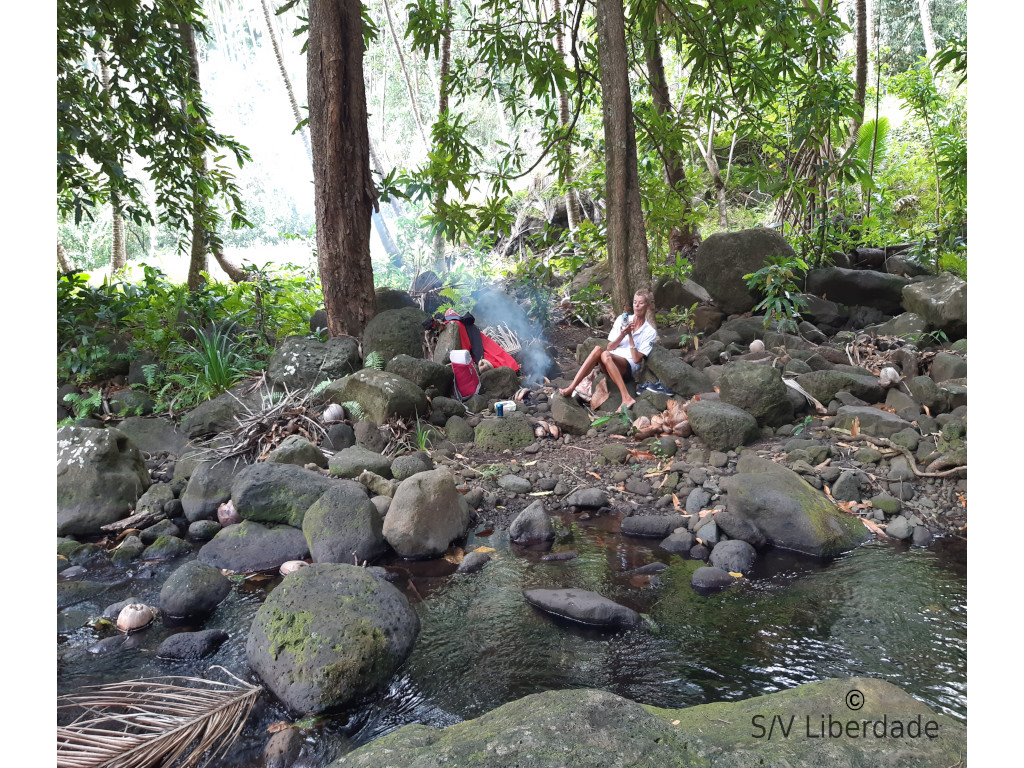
[795,370,885,406]
[717,361,793,427]
[361,307,430,365]
[181,456,248,522]
[474,414,535,451]
[57,426,151,536]
[323,369,429,425]
[230,462,334,528]
[329,678,964,767]
[198,521,310,573]
[159,559,231,619]
[383,468,470,559]
[302,482,387,565]
[266,335,361,390]
[721,454,868,557]
[685,400,759,452]
[246,563,419,714]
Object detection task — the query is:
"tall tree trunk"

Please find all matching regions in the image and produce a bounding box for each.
[595,0,650,311]
[98,47,127,273]
[260,0,312,162]
[917,0,937,60]
[696,116,728,230]
[58,236,73,273]
[553,0,580,239]
[847,0,868,147]
[865,0,875,84]
[432,0,452,272]
[308,0,378,337]
[643,25,700,259]
[179,23,208,292]
[382,0,429,147]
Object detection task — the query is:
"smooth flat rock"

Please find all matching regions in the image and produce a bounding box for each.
[522,588,640,629]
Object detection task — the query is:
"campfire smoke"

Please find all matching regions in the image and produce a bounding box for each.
[472,288,552,386]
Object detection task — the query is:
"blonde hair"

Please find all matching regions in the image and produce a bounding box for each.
[634,289,657,329]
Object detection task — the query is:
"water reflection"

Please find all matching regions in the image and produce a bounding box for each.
[57,518,966,766]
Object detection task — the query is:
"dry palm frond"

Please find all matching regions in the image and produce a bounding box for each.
[193,375,333,464]
[482,324,522,358]
[57,668,261,768]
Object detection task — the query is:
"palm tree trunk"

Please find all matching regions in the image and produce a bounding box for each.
[260,0,312,163]
[98,47,127,273]
[916,0,937,60]
[847,0,868,147]
[553,0,580,238]
[432,0,452,272]
[382,0,429,147]
[58,236,73,273]
[696,116,728,230]
[179,22,208,292]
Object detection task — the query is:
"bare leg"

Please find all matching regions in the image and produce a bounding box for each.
[558,345,605,397]
[600,350,635,408]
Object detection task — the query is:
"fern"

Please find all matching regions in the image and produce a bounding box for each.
[310,379,331,398]
[343,401,365,420]
[363,351,385,371]
[63,389,103,419]
[857,118,891,195]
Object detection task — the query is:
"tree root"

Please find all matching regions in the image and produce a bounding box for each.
[832,431,967,478]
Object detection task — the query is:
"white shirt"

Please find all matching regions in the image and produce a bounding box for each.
[607,314,657,373]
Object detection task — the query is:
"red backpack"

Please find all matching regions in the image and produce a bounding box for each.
[450,350,481,401]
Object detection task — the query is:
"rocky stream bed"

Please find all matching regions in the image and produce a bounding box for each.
[57,245,968,766]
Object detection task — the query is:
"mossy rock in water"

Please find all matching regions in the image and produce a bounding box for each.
[142,535,193,561]
[474,414,535,451]
[246,563,419,714]
[329,678,964,767]
[720,454,868,557]
[231,462,334,528]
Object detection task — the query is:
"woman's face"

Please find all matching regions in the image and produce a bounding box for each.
[632,293,649,317]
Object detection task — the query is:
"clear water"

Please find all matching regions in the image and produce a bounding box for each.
[57,518,966,765]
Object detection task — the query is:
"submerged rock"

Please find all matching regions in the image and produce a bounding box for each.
[522,588,640,629]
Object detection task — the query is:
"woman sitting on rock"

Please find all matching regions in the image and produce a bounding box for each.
[558,289,658,410]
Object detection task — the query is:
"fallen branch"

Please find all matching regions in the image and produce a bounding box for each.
[828,430,966,478]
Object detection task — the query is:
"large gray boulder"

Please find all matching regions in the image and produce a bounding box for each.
[621,514,686,538]
[329,679,965,768]
[231,462,335,528]
[302,482,387,564]
[717,361,793,427]
[864,312,928,339]
[901,273,967,339]
[114,416,189,456]
[198,521,310,573]
[795,370,885,405]
[385,354,454,392]
[806,267,911,315]
[686,400,760,451]
[721,454,869,556]
[159,559,232,618]
[383,468,470,559]
[57,426,151,536]
[652,276,712,312]
[833,406,916,439]
[645,346,714,397]
[265,435,328,469]
[691,228,797,315]
[181,456,249,522]
[246,564,419,713]
[267,336,361,390]
[329,445,395,479]
[479,366,520,399]
[709,539,757,574]
[362,307,430,365]
[323,370,429,424]
[180,383,264,439]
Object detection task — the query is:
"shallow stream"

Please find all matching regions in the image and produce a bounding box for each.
[57,516,966,766]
